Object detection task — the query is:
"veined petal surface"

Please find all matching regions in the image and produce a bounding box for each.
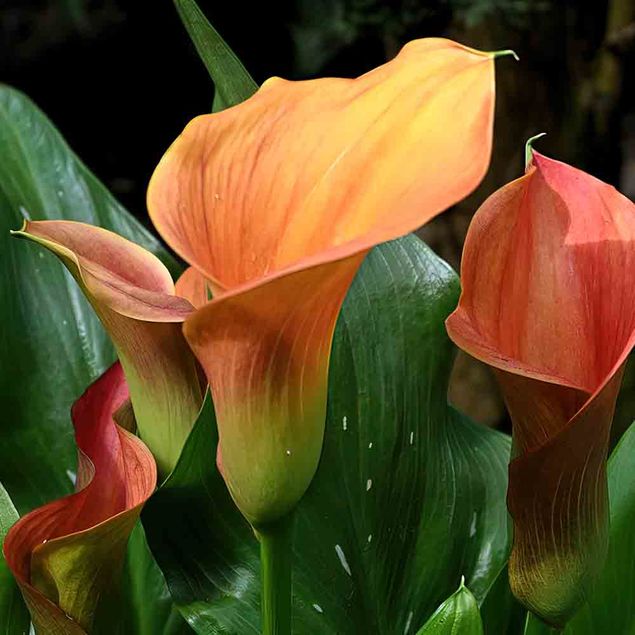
[446,151,635,625]
[13,220,203,476]
[3,363,156,634]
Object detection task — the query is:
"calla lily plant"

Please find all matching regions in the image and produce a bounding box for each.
[1,2,634,635]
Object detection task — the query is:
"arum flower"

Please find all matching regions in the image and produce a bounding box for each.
[148,38,503,526]
[3,363,156,634]
[446,148,635,625]
[12,221,203,476]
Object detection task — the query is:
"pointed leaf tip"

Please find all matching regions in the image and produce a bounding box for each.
[491,49,519,61]
[524,133,547,170]
[416,582,483,635]
[173,0,257,111]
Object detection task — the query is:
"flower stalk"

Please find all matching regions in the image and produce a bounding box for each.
[257,514,294,635]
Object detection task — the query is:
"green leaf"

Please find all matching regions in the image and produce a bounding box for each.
[173,0,258,111]
[144,235,512,634]
[0,84,179,513]
[612,355,635,446]
[416,582,484,635]
[0,483,29,635]
[524,421,635,635]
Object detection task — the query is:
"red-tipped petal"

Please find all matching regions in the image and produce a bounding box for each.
[446,151,635,625]
[3,363,157,633]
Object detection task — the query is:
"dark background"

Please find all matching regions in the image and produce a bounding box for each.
[2,0,634,426]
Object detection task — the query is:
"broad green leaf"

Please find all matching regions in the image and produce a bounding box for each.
[0,483,29,635]
[525,420,635,635]
[173,0,258,111]
[144,235,512,634]
[416,582,483,634]
[0,84,179,513]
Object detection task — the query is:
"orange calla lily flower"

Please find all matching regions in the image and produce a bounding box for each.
[12,220,203,476]
[446,149,635,626]
[148,38,502,525]
[3,363,156,634]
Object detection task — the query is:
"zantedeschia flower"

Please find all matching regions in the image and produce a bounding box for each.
[3,363,156,634]
[446,149,635,625]
[12,220,203,476]
[148,38,503,525]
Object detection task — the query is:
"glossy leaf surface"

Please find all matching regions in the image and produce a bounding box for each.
[0,85,179,513]
[0,484,29,635]
[416,583,483,635]
[144,235,512,634]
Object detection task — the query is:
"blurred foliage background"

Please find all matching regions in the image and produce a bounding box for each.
[2,0,634,430]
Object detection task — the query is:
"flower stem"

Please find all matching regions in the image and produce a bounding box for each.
[258,514,294,635]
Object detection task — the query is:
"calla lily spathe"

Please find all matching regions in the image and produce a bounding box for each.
[148,38,501,525]
[446,150,635,625]
[3,363,156,634]
[12,220,203,476]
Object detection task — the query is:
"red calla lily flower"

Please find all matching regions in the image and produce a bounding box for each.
[446,149,635,625]
[3,363,156,634]
[148,38,502,525]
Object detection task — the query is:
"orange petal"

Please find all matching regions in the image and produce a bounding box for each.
[175,266,213,308]
[148,38,497,289]
[13,220,203,476]
[184,253,366,525]
[446,151,635,625]
[3,363,157,633]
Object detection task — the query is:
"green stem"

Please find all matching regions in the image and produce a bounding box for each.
[258,514,294,635]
